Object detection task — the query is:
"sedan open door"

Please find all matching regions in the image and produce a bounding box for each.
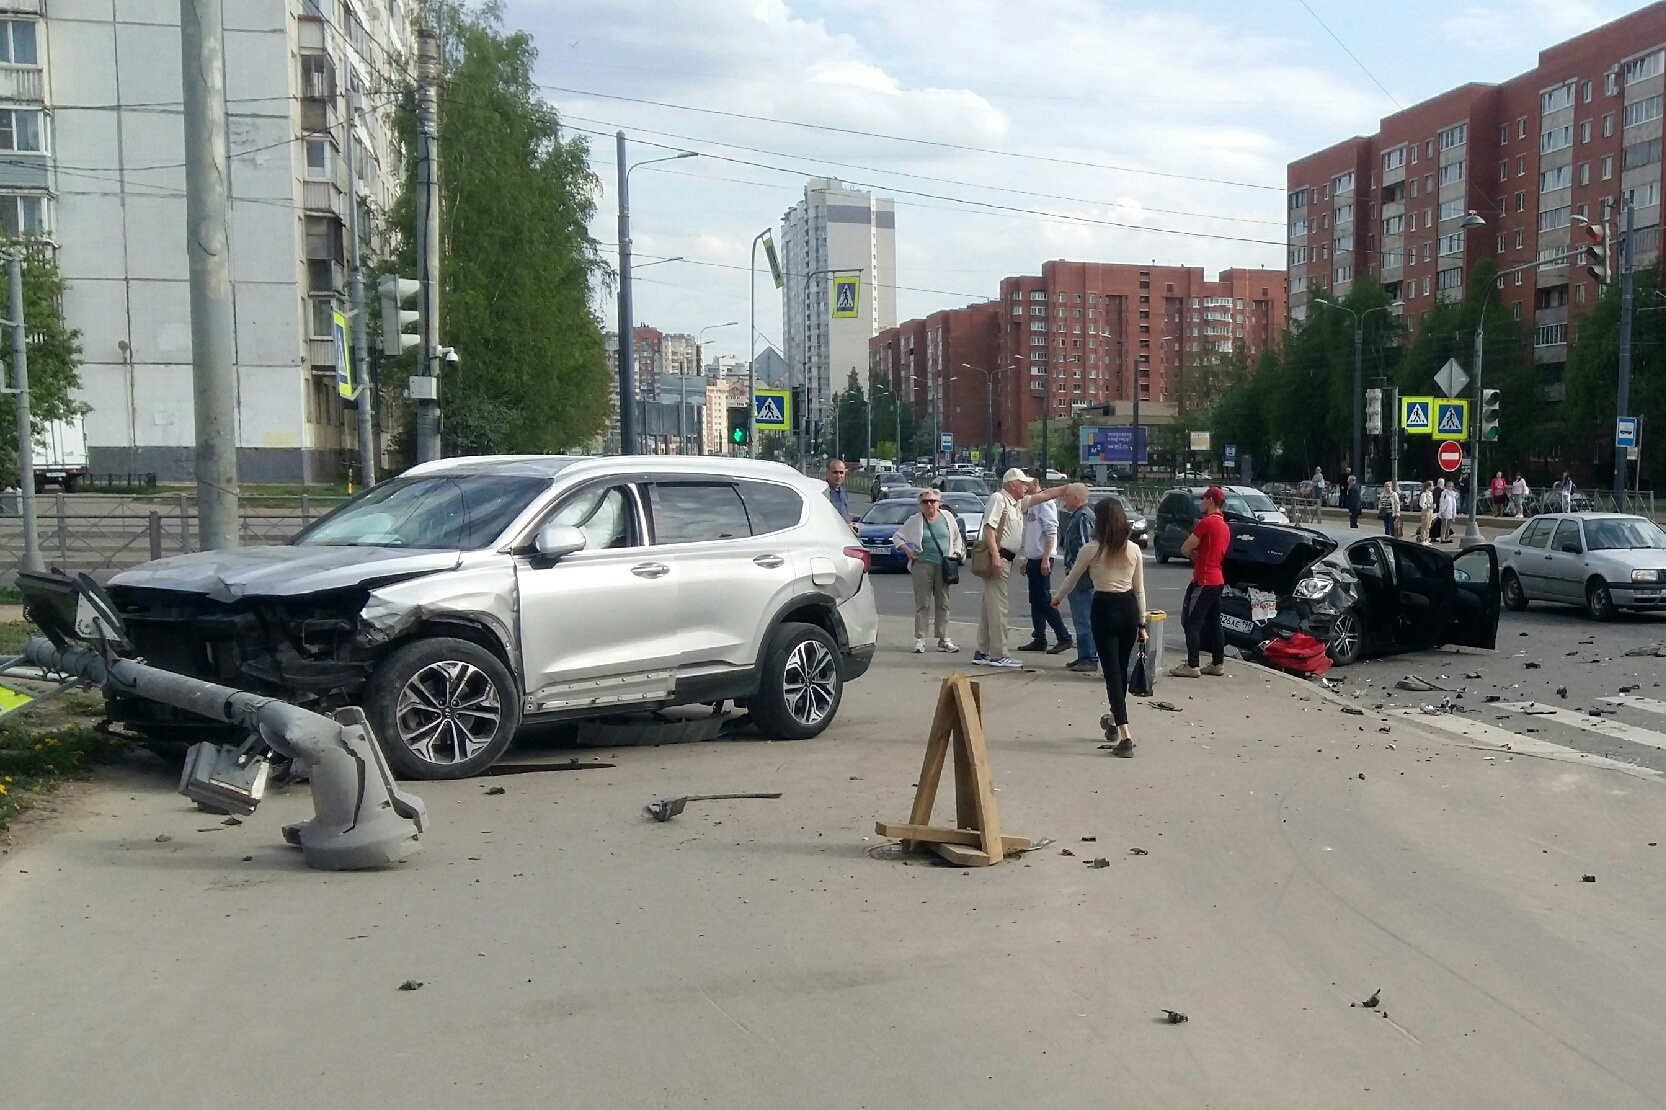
[1442,545,1501,650]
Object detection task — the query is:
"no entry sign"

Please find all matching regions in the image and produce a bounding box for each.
[1437,440,1463,472]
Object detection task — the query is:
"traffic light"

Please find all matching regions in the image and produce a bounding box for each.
[1582,221,1611,286]
[1481,388,1501,442]
[378,275,419,357]
[727,405,749,449]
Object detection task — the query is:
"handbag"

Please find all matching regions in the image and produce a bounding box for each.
[926,519,961,585]
[1127,643,1154,697]
[968,496,1011,579]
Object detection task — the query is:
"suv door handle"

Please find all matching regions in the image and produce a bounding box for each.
[631,562,670,579]
[752,554,784,569]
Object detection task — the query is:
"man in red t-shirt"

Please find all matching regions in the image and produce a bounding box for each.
[1173,487,1231,677]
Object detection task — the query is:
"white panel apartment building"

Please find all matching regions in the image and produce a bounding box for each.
[780,178,895,439]
[35,0,410,482]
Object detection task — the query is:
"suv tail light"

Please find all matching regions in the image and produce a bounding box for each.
[844,545,870,573]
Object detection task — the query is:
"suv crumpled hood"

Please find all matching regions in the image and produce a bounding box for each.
[107,545,462,602]
[1221,522,1339,595]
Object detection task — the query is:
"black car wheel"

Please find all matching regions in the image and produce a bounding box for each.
[1154,541,1170,564]
[751,622,843,741]
[1326,609,1365,666]
[1585,579,1617,622]
[363,637,522,780]
[1502,570,1529,611]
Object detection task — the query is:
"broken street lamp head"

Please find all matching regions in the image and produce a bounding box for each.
[17,570,130,656]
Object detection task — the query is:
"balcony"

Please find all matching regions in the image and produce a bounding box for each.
[0,66,41,102]
[303,178,343,213]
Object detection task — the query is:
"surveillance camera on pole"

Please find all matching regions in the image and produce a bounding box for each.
[379,275,419,357]
[439,346,460,369]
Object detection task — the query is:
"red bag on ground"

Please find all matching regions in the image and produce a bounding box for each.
[1260,631,1334,676]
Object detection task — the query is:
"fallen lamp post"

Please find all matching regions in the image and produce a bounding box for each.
[4,571,425,870]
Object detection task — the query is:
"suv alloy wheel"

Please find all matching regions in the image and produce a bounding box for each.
[750,622,844,740]
[364,637,523,780]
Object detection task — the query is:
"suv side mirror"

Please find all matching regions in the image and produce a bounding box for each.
[533,522,587,561]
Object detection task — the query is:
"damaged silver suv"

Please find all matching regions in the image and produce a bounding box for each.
[104,456,878,779]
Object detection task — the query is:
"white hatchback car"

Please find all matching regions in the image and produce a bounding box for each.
[105,456,878,778]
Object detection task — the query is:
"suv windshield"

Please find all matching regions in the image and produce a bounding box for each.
[1585,517,1666,551]
[296,474,550,550]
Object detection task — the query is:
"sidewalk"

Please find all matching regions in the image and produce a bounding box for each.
[4,616,1666,1108]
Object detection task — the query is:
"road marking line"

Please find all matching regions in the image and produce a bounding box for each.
[1396,708,1662,780]
[1599,694,1666,718]
[1495,701,1666,751]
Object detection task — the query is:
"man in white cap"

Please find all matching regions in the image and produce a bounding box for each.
[975,468,1067,668]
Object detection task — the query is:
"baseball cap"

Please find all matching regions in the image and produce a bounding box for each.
[1202,486,1227,504]
[1001,467,1030,484]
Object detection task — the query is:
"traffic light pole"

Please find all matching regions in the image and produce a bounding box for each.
[414,27,441,464]
[1615,200,1636,499]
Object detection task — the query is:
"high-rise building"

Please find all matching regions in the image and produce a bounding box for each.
[1288,3,1666,399]
[49,0,414,481]
[780,178,896,440]
[872,262,1284,456]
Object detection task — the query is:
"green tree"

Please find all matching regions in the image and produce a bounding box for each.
[387,1,609,462]
[0,244,83,475]
[833,369,867,461]
[1563,261,1666,491]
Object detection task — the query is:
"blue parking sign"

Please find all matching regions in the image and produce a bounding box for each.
[1618,416,1638,449]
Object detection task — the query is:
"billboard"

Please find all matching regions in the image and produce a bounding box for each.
[1079,426,1147,465]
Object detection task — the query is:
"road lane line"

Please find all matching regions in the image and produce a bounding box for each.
[1396,708,1662,780]
[1598,694,1666,718]
[1495,701,1666,752]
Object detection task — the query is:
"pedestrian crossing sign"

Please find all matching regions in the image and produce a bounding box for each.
[754,388,792,429]
[1400,395,1433,435]
[1432,398,1470,442]
[832,275,860,319]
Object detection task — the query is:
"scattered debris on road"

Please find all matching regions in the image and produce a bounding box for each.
[1353,989,1381,1009]
[644,792,782,822]
[1060,848,1074,857]
[221,816,242,826]
[1583,874,1597,883]
[484,786,506,796]
[398,979,424,991]
[1129,847,1149,855]
[1464,671,1483,680]
[1085,857,1110,868]
[1162,1009,1189,1024]
[1623,644,1666,658]
[1395,676,1444,692]
[1341,706,1364,716]
[1556,686,1568,699]
[1525,661,1542,669]
[1152,701,1180,712]
[153,834,171,843]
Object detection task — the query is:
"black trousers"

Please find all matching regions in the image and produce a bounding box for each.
[1182,582,1225,667]
[1090,590,1141,727]
[1026,558,1070,644]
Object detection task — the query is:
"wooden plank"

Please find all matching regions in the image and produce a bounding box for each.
[950,676,978,830]
[952,677,1003,862]
[930,841,996,867]
[905,681,957,831]
[874,822,1033,852]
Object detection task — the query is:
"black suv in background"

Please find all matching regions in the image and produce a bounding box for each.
[1152,487,1256,563]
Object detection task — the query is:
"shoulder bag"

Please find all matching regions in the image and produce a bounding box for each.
[927,518,961,585]
[968,496,1009,579]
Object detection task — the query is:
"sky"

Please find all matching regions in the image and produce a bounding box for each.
[501,0,1644,366]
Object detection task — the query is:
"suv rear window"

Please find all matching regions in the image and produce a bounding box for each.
[648,483,751,544]
[737,480,803,534]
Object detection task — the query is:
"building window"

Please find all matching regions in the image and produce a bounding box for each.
[1538,205,1571,232]
[1623,94,1663,129]
[1517,155,1526,176]
[1409,178,1419,199]
[1576,283,1587,305]
[1584,120,1594,143]
[1623,137,1661,171]
[1542,82,1575,114]
[1438,123,1467,150]
[1423,276,1431,296]
[1029,321,1046,332]
[1424,172,1434,192]
[1541,125,1572,153]
[1604,113,1615,137]
[1382,214,1403,235]
[1437,268,1463,291]
[0,108,42,152]
[1515,229,1524,249]
[1496,233,1506,253]
[0,192,46,237]
[1515,190,1525,212]
[1030,290,1047,300]
[1499,124,1509,145]
[309,297,336,340]
[1535,322,1568,346]
[1334,202,1353,223]
[1622,181,1660,209]
[1438,197,1466,221]
[1539,165,1572,192]
[1518,117,1528,138]
[1289,217,1309,237]
[1624,48,1666,86]
[0,19,37,65]
[1607,71,1620,96]
[1335,234,1353,252]
[305,138,332,180]
[1382,146,1406,171]
[1583,79,1594,103]
[1601,154,1613,180]
[1579,161,1590,185]
[1439,233,1464,256]
[1499,161,1508,182]
[1334,265,1352,284]
[1332,170,1354,195]
[1030,305,1046,316]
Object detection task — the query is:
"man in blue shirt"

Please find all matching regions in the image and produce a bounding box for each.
[827,460,856,533]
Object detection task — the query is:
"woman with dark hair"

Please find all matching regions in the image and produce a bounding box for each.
[1052,496,1147,756]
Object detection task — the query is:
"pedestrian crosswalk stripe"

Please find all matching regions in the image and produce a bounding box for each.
[1397,708,1661,779]
[1495,701,1666,751]
[1599,694,1666,717]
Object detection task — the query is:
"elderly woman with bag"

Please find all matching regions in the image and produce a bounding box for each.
[1376,481,1400,537]
[1052,496,1147,757]
[894,488,965,654]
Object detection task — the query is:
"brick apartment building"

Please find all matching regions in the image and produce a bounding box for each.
[871,262,1285,455]
[1288,2,1666,400]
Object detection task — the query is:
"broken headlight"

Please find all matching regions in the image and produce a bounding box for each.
[1292,575,1333,600]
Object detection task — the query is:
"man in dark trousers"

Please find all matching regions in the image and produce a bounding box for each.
[1172,486,1230,678]
[1344,474,1362,529]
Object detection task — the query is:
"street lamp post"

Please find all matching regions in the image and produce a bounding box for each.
[616,139,696,454]
[1312,294,1403,484]
[957,361,996,468]
[747,228,772,459]
[690,320,737,454]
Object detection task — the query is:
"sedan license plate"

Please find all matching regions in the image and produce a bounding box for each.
[1220,614,1253,635]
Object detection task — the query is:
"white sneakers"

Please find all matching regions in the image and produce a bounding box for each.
[913,639,926,653]
[938,638,959,653]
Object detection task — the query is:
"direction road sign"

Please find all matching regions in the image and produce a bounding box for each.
[1224,443,1238,468]
[754,388,792,429]
[1435,357,1469,399]
[1617,416,1638,449]
[1432,398,1470,441]
[939,431,954,453]
[1401,395,1433,434]
[1437,441,1463,472]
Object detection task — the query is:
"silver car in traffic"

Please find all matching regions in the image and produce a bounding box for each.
[1496,513,1666,620]
[104,456,879,778]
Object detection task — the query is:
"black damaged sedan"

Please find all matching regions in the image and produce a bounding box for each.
[1218,523,1502,665]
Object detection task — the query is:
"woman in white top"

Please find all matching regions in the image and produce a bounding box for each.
[893,489,965,653]
[1052,496,1147,756]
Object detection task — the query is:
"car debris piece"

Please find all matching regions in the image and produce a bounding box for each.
[1583,874,1597,882]
[1341,706,1364,716]
[484,785,505,796]
[1128,847,1149,855]
[1395,676,1444,692]
[1620,684,1640,694]
[1355,989,1381,1009]
[1081,836,1097,842]
[1060,848,1075,857]
[1085,857,1110,868]
[1525,661,1542,669]
[398,979,424,991]
[644,792,783,822]
[1556,686,1568,699]
[1484,694,1502,703]
[1152,700,1181,712]
[1464,671,1483,680]
[1162,1009,1189,1024]
[154,834,172,843]
[1623,644,1666,658]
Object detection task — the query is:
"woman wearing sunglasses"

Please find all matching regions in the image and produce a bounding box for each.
[894,490,965,654]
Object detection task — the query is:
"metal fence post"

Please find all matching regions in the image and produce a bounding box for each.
[177,493,189,552]
[55,490,67,562]
[301,494,311,528]
[148,511,163,561]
